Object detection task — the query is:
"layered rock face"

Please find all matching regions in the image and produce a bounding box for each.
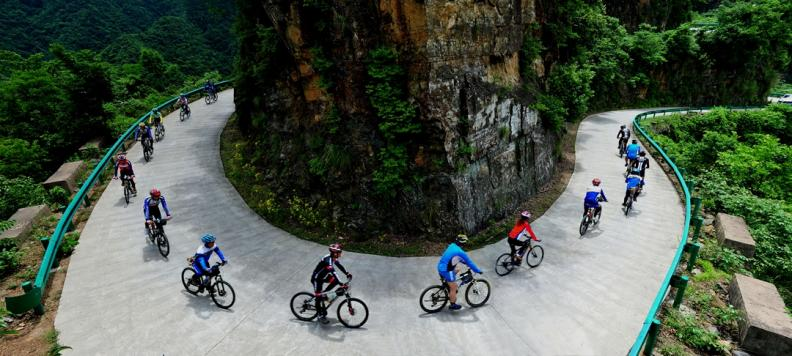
[236,0,556,237]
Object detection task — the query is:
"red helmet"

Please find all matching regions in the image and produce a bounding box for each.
[520,210,531,219]
[329,243,343,253]
[592,178,601,186]
[149,188,161,198]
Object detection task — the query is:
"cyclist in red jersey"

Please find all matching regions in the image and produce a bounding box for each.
[507,211,541,264]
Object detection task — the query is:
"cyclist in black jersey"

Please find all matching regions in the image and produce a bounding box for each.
[311,243,351,324]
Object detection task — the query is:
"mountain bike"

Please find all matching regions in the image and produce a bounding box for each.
[290,276,369,328]
[623,187,640,216]
[580,201,604,236]
[146,216,170,257]
[142,137,153,162]
[120,175,134,204]
[419,269,490,313]
[154,123,165,142]
[204,91,218,105]
[179,105,190,121]
[181,261,235,309]
[495,239,544,276]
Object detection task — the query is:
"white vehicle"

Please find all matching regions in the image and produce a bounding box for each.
[779,94,792,104]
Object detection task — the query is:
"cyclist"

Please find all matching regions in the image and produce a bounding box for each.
[617,125,631,153]
[437,234,483,311]
[204,80,215,97]
[624,171,643,206]
[584,178,607,217]
[632,151,650,178]
[176,93,190,115]
[311,243,351,324]
[143,188,172,233]
[134,122,154,148]
[625,139,641,167]
[112,153,136,195]
[191,234,228,293]
[507,211,541,264]
[147,110,163,130]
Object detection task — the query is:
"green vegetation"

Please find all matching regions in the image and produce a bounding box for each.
[527,0,792,130]
[0,238,21,277]
[46,328,71,356]
[366,47,422,197]
[0,0,236,77]
[645,105,792,304]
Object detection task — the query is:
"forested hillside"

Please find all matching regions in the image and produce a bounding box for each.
[0,0,236,75]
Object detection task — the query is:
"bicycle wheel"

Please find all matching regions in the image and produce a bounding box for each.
[181,268,201,295]
[180,110,186,121]
[157,233,170,257]
[143,146,151,162]
[625,197,633,216]
[419,285,448,313]
[495,253,515,276]
[205,95,210,105]
[337,298,369,328]
[593,209,602,225]
[211,280,236,309]
[579,215,590,236]
[525,246,544,267]
[465,279,491,307]
[123,184,130,204]
[290,292,319,321]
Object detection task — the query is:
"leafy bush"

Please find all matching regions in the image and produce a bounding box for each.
[0,138,46,180]
[0,238,21,276]
[0,175,50,219]
[48,186,71,210]
[0,219,13,232]
[0,307,15,335]
[59,231,80,257]
[665,309,729,354]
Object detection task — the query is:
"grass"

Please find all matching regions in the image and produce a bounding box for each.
[45,328,71,356]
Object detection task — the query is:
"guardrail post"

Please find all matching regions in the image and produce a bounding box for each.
[684,243,701,272]
[687,178,696,194]
[642,319,662,355]
[691,197,702,218]
[670,275,689,309]
[691,216,704,242]
[21,281,44,315]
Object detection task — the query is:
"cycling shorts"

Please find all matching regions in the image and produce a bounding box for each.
[439,270,456,282]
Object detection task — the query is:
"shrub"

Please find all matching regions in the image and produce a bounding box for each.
[0,239,21,276]
[59,231,80,257]
[48,186,71,210]
[0,138,46,180]
[0,175,50,219]
[665,309,729,354]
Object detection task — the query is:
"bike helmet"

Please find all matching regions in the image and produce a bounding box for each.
[150,188,161,198]
[520,210,531,219]
[592,178,601,186]
[201,234,216,244]
[455,234,469,244]
[117,153,126,160]
[139,122,145,128]
[632,139,638,144]
[329,243,343,253]
[620,125,626,129]
[639,151,646,156]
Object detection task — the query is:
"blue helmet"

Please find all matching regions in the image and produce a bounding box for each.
[201,234,216,244]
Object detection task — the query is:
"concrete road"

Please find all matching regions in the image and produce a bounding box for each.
[55,90,683,355]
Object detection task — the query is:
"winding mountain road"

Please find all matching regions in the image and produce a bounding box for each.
[55,90,683,355]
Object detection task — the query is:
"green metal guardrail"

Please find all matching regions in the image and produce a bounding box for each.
[4,80,231,315]
[628,105,764,355]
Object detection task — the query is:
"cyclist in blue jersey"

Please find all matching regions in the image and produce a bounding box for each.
[437,234,483,310]
[311,243,351,324]
[583,178,607,216]
[143,188,172,232]
[624,171,643,205]
[191,234,228,293]
[625,139,641,167]
[134,122,153,143]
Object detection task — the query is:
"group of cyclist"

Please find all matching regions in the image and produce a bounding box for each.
[111,81,229,294]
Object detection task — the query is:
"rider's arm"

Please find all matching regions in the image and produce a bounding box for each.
[600,189,607,202]
[198,256,210,272]
[160,197,171,215]
[143,199,151,220]
[334,260,349,276]
[127,162,134,176]
[113,161,119,177]
[134,127,140,141]
[460,252,483,274]
[213,246,227,263]
[524,223,539,241]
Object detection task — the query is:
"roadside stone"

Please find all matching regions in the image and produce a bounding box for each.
[732,349,753,356]
[0,205,51,241]
[679,304,696,317]
[715,213,756,257]
[708,325,719,335]
[691,268,702,276]
[43,160,86,193]
[729,274,792,356]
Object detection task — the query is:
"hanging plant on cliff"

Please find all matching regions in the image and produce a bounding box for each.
[365,47,420,197]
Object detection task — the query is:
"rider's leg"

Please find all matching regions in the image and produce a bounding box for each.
[508,239,518,262]
[448,282,459,305]
[623,190,630,205]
